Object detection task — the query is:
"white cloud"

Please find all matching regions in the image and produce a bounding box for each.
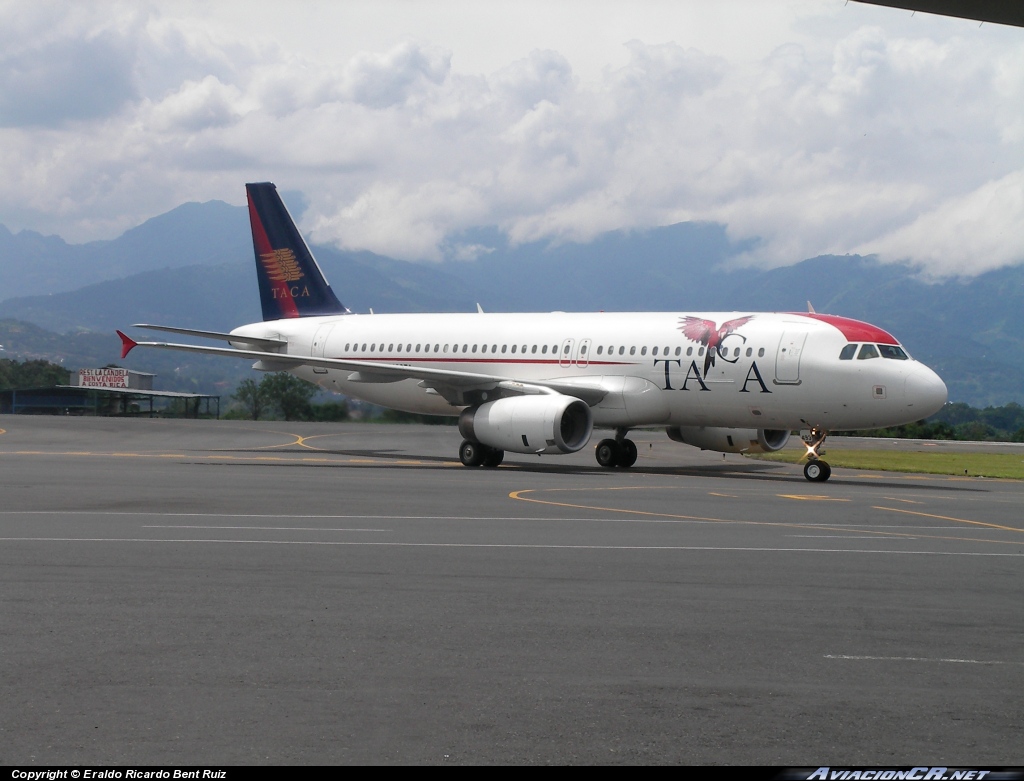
[853,170,1024,277]
[0,0,1022,279]
[0,30,139,126]
[145,75,244,131]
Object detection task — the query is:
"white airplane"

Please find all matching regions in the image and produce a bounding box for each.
[118,182,948,482]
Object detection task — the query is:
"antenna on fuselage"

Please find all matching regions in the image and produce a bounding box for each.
[807,301,816,314]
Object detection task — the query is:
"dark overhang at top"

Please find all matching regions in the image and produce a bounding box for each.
[853,1,1024,28]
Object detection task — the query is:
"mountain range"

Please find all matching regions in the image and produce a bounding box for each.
[1,200,1022,407]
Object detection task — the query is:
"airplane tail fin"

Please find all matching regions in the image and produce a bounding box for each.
[246,182,347,321]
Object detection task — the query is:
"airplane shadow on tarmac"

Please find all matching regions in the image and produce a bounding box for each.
[193,446,990,492]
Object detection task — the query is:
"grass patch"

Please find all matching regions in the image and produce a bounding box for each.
[751,450,1024,480]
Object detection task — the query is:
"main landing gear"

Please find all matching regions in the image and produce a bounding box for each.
[801,426,831,482]
[459,440,504,468]
[595,430,638,469]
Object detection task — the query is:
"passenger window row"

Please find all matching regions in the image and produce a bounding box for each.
[343,343,567,354]
[342,343,768,359]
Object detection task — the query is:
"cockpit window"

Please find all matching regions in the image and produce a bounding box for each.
[839,344,857,360]
[857,344,880,360]
[878,344,909,360]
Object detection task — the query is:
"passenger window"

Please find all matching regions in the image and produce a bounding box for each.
[745,347,752,357]
[758,348,764,357]
[652,347,659,356]
[388,344,394,352]
[687,347,693,356]
[698,347,704,356]
[511,345,517,354]
[443,344,449,352]
[858,344,880,360]
[641,346,647,356]
[879,344,909,360]
[361,344,367,352]
[581,345,587,354]
[839,344,857,360]
[542,345,548,354]
[675,347,681,356]
[531,345,537,354]
[370,344,375,352]
[501,345,507,353]
[597,346,603,355]
[629,346,636,356]
[345,343,350,351]
[492,345,497,353]
[618,346,624,355]
[407,344,413,352]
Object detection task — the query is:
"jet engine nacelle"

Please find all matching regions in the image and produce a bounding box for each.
[460,395,593,455]
[666,426,791,454]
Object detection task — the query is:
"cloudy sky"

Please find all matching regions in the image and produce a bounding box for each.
[1,0,1022,277]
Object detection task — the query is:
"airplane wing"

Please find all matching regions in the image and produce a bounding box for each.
[117,331,609,406]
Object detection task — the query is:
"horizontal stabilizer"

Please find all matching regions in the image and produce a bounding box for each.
[131,324,287,350]
[116,330,137,359]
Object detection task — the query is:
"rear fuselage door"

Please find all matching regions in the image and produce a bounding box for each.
[311,323,335,374]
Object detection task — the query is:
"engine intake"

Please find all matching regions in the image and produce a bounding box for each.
[460,395,593,455]
[666,426,791,454]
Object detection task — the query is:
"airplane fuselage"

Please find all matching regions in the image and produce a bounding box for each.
[231,310,947,433]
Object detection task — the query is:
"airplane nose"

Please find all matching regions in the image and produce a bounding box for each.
[904,365,948,417]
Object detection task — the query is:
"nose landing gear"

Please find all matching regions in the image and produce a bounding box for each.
[801,427,831,482]
[803,459,832,482]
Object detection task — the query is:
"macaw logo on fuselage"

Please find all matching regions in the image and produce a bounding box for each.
[261,248,310,300]
[679,316,753,374]
[650,315,770,393]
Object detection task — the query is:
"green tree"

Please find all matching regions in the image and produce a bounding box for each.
[0,358,69,389]
[955,421,995,442]
[260,372,318,421]
[231,378,270,420]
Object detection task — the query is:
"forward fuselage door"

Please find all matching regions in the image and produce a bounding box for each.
[559,338,575,368]
[311,323,335,374]
[775,330,807,385]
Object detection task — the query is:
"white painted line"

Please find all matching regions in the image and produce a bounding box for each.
[1,511,624,522]
[0,511,1003,531]
[142,525,391,532]
[825,654,1021,665]
[1,538,1023,556]
[788,535,909,539]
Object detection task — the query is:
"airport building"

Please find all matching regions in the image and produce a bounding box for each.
[0,367,220,417]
